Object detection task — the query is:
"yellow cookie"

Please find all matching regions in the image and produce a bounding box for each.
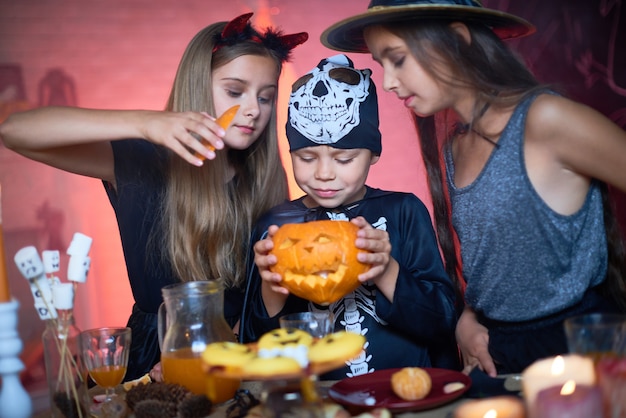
[242,356,302,377]
[201,341,256,372]
[257,328,314,350]
[308,331,365,364]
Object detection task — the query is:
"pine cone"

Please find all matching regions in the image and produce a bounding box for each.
[126,382,192,411]
[134,399,177,418]
[177,394,212,418]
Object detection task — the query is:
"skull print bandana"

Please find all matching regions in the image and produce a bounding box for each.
[286,54,382,155]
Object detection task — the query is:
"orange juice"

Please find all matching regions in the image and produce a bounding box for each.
[161,347,239,403]
[89,365,127,388]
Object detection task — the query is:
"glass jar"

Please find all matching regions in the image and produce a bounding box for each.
[42,284,89,418]
[158,279,239,404]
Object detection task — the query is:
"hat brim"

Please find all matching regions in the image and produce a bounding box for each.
[321,5,535,53]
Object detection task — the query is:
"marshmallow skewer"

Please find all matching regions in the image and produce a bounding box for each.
[15,234,93,418]
[14,246,57,321]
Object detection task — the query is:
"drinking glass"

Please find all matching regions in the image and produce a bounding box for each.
[279,311,333,339]
[80,327,131,403]
[275,311,334,415]
[563,313,626,362]
[564,313,626,418]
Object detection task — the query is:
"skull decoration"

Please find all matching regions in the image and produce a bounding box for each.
[288,54,372,145]
[269,220,370,305]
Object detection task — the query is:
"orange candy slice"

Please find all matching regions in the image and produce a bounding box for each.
[194,104,240,159]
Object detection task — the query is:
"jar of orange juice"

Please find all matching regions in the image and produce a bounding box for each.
[158,280,240,403]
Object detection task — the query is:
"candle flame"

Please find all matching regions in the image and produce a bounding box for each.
[560,380,576,395]
[484,409,498,418]
[550,355,565,375]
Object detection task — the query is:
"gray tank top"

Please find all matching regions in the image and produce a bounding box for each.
[444,93,607,321]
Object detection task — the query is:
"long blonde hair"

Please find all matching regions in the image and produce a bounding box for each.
[161,21,288,289]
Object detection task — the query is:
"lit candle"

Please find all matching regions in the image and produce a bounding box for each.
[453,396,526,418]
[532,380,602,418]
[0,184,11,303]
[521,354,595,411]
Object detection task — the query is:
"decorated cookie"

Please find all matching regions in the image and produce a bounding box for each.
[308,331,365,364]
[257,327,314,367]
[257,328,314,350]
[242,356,302,377]
[201,341,256,372]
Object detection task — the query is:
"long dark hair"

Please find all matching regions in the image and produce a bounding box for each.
[386,20,626,311]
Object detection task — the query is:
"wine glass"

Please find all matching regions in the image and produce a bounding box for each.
[279,311,333,339]
[274,311,333,416]
[80,327,131,404]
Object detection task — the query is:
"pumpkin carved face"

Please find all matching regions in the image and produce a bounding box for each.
[269,220,370,305]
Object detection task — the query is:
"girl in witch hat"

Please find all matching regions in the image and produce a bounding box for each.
[321,0,626,376]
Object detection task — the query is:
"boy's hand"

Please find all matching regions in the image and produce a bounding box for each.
[254,225,289,295]
[351,216,392,282]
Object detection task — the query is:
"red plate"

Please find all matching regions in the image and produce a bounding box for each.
[328,367,471,413]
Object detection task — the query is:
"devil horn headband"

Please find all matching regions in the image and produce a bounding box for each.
[221,12,255,40]
[213,13,308,62]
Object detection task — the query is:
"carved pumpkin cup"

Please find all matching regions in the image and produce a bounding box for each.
[270,220,371,305]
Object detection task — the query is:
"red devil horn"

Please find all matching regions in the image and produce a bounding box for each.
[221,12,253,38]
[278,32,309,50]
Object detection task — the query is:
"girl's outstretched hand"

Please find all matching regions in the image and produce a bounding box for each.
[139,110,227,166]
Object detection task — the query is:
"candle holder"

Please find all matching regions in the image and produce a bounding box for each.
[0,299,33,418]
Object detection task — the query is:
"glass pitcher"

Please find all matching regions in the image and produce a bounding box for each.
[158,279,240,403]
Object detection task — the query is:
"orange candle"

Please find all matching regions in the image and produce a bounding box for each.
[0,184,11,303]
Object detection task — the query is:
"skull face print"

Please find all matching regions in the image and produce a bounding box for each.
[288,54,371,145]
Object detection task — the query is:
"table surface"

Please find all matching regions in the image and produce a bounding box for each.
[207,380,467,418]
[36,374,518,418]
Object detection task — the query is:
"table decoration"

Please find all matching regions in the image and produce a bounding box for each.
[0,183,32,418]
[15,232,94,418]
[452,396,525,418]
[531,379,602,418]
[521,354,595,413]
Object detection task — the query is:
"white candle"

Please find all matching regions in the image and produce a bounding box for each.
[521,355,596,413]
[453,396,525,418]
